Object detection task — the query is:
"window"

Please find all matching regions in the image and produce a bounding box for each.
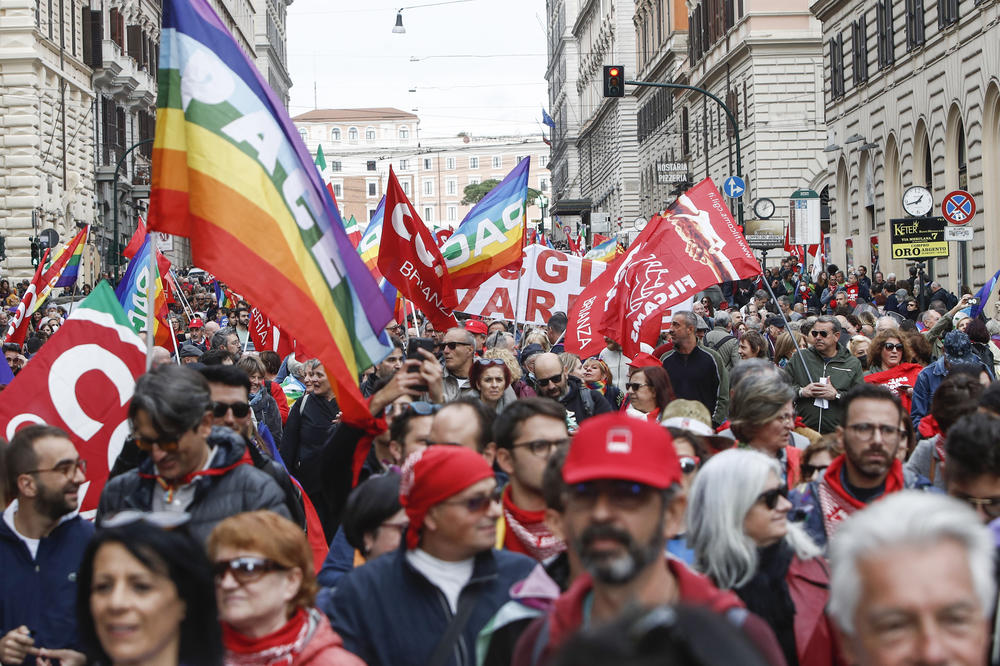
[348,127,358,142]
[109,8,124,48]
[852,18,868,85]
[517,155,529,164]
[399,127,409,141]
[365,127,376,142]
[367,181,377,197]
[877,0,895,69]
[938,0,958,27]
[492,155,502,169]
[681,107,690,156]
[369,208,379,221]
[82,8,102,68]
[905,0,924,51]
[446,157,456,170]
[447,206,458,222]
[402,180,411,196]
[366,160,376,171]
[424,207,434,222]
[298,128,308,142]
[399,159,409,170]
[468,176,481,185]
[423,179,434,195]
[423,158,432,170]
[469,156,479,169]
[331,128,341,141]
[446,179,457,195]
[330,161,342,172]
[829,34,845,98]
[332,183,343,198]
[539,178,549,192]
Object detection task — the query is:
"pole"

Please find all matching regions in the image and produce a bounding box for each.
[761,274,814,385]
[112,138,155,284]
[144,248,156,371]
[625,79,743,229]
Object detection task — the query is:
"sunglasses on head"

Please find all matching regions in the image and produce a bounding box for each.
[883,342,904,351]
[212,400,250,419]
[810,330,831,338]
[212,557,288,585]
[444,341,472,350]
[535,373,562,387]
[475,357,506,367]
[757,485,789,510]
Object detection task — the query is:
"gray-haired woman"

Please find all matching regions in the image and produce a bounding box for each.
[686,449,843,666]
[729,375,803,486]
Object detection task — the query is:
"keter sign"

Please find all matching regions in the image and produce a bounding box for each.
[942,190,976,225]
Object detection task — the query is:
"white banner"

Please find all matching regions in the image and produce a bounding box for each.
[455,244,609,325]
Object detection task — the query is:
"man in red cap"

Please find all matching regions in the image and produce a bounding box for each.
[328,445,536,666]
[187,317,207,351]
[465,318,488,350]
[511,412,785,665]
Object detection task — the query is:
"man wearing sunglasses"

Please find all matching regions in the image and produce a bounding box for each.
[790,384,934,550]
[328,445,536,666]
[533,352,612,431]
[0,425,91,666]
[98,365,291,544]
[442,328,479,402]
[786,315,864,434]
[511,413,784,666]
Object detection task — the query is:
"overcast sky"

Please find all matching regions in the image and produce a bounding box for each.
[285,0,550,141]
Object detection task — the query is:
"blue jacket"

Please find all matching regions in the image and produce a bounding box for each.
[910,358,948,430]
[325,547,535,666]
[0,510,94,657]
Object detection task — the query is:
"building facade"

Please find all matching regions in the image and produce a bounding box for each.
[293,108,551,231]
[814,0,1000,292]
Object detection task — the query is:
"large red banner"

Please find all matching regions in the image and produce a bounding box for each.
[567,179,761,358]
[249,307,295,358]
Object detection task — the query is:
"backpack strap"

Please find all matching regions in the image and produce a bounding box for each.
[580,388,595,417]
[712,334,735,351]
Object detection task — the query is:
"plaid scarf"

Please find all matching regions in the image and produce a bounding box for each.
[817,454,904,539]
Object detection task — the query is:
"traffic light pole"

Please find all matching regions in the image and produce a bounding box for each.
[625,79,743,229]
[112,138,155,283]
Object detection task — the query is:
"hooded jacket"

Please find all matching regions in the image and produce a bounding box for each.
[785,344,865,433]
[97,427,290,543]
[555,376,613,429]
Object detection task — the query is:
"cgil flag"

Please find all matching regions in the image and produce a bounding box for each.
[5,248,51,344]
[249,306,294,359]
[123,215,148,259]
[438,158,529,288]
[150,0,393,421]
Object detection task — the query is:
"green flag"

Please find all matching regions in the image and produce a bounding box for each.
[315,144,327,171]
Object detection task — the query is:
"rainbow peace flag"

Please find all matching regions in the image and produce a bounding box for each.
[439,158,529,288]
[584,237,623,262]
[32,225,90,314]
[358,196,385,275]
[149,0,393,420]
[115,235,173,350]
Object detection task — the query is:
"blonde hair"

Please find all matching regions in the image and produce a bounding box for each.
[523,329,550,352]
[483,347,522,381]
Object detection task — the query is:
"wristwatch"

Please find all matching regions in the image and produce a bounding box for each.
[834,392,841,401]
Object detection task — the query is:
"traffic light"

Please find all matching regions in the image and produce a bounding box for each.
[30,238,40,267]
[603,65,624,97]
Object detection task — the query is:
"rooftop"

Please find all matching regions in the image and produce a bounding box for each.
[292,107,419,122]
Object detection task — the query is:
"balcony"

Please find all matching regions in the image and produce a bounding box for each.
[93,40,156,108]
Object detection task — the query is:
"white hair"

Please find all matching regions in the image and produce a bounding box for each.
[686,449,821,590]
[828,491,995,634]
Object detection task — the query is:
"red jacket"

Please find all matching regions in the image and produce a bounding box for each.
[293,612,365,665]
[268,378,290,424]
[511,557,787,666]
[787,556,846,666]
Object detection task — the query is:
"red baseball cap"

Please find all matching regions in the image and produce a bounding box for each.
[627,352,661,369]
[465,320,487,335]
[188,318,204,328]
[563,413,681,489]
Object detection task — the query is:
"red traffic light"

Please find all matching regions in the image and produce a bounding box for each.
[609,67,619,76]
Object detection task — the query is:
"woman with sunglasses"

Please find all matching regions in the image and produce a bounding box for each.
[469,356,516,414]
[76,516,224,666]
[687,449,840,666]
[729,375,803,487]
[209,511,363,665]
[863,332,922,412]
[624,366,675,422]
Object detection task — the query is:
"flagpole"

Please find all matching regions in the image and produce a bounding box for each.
[514,215,528,327]
[145,250,156,371]
[761,276,814,384]
[168,316,181,365]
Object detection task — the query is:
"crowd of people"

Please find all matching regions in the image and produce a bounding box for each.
[3,259,1000,665]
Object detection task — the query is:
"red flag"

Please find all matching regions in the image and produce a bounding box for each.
[784,226,805,264]
[566,234,579,256]
[378,167,458,331]
[0,282,146,517]
[593,233,610,246]
[5,249,50,344]
[567,179,762,358]
[864,363,923,413]
[249,307,295,359]
[434,228,454,247]
[123,215,148,260]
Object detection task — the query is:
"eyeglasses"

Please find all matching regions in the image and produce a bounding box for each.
[212,400,250,419]
[444,341,472,350]
[756,485,789,510]
[535,373,563,387]
[883,342,904,351]
[810,330,831,338]
[625,382,650,392]
[475,358,506,367]
[845,422,905,441]
[567,480,654,510]
[955,494,1000,520]
[802,463,829,477]
[26,458,87,478]
[678,456,699,475]
[441,485,503,513]
[512,438,570,458]
[133,432,185,452]
[212,557,288,585]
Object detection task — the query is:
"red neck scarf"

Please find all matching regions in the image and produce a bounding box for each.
[818,454,904,537]
[501,485,565,561]
[140,449,252,503]
[222,608,308,665]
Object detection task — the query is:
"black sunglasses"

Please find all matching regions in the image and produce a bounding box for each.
[535,373,562,387]
[212,400,250,418]
[757,485,790,510]
[802,463,828,477]
[810,330,830,338]
[626,382,650,392]
[883,342,904,351]
[475,357,506,367]
[444,341,472,350]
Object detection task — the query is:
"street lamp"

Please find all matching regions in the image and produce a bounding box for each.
[112,138,154,282]
[391,0,475,34]
[537,194,548,236]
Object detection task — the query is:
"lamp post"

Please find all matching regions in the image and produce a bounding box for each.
[112,138,154,282]
[538,194,548,237]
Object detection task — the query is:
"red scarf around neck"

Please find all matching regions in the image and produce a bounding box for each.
[502,485,565,561]
[818,454,904,537]
[223,607,308,662]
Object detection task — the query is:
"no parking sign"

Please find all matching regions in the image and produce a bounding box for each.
[942,190,976,225]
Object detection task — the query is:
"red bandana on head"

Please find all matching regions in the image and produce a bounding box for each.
[399,445,494,549]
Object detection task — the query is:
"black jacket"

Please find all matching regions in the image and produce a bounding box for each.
[558,376,613,429]
[280,393,340,507]
[660,344,730,426]
[97,427,291,543]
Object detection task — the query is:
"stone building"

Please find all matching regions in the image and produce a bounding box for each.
[814,0,1000,291]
